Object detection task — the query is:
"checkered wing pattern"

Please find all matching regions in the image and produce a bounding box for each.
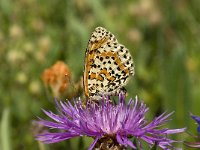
[84,27,134,100]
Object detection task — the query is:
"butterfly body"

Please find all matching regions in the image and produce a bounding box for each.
[84,27,134,100]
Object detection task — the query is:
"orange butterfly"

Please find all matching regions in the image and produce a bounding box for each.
[83,27,134,100]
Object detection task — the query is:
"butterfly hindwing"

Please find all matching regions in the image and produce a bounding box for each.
[84,27,134,100]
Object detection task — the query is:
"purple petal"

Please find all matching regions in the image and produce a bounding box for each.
[36,132,79,143]
[191,114,200,124]
[116,134,136,149]
[163,128,186,134]
[88,137,100,150]
[38,119,69,129]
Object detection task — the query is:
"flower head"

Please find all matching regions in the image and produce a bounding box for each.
[41,61,71,97]
[191,114,200,134]
[36,95,185,150]
[183,114,200,148]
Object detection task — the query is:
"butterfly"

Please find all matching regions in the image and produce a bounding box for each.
[83,27,134,100]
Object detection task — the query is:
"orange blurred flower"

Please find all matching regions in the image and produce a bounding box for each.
[41,61,71,97]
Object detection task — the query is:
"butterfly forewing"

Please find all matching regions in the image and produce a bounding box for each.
[84,27,134,100]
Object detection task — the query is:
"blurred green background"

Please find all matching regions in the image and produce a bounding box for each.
[1,0,200,149]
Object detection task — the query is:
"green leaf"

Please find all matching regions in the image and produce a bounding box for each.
[1,108,11,150]
[150,143,157,150]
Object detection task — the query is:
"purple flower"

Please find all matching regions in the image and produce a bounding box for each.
[36,95,185,150]
[184,114,200,148]
[191,114,200,134]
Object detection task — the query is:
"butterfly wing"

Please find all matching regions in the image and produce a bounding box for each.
[84,27,134,100]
